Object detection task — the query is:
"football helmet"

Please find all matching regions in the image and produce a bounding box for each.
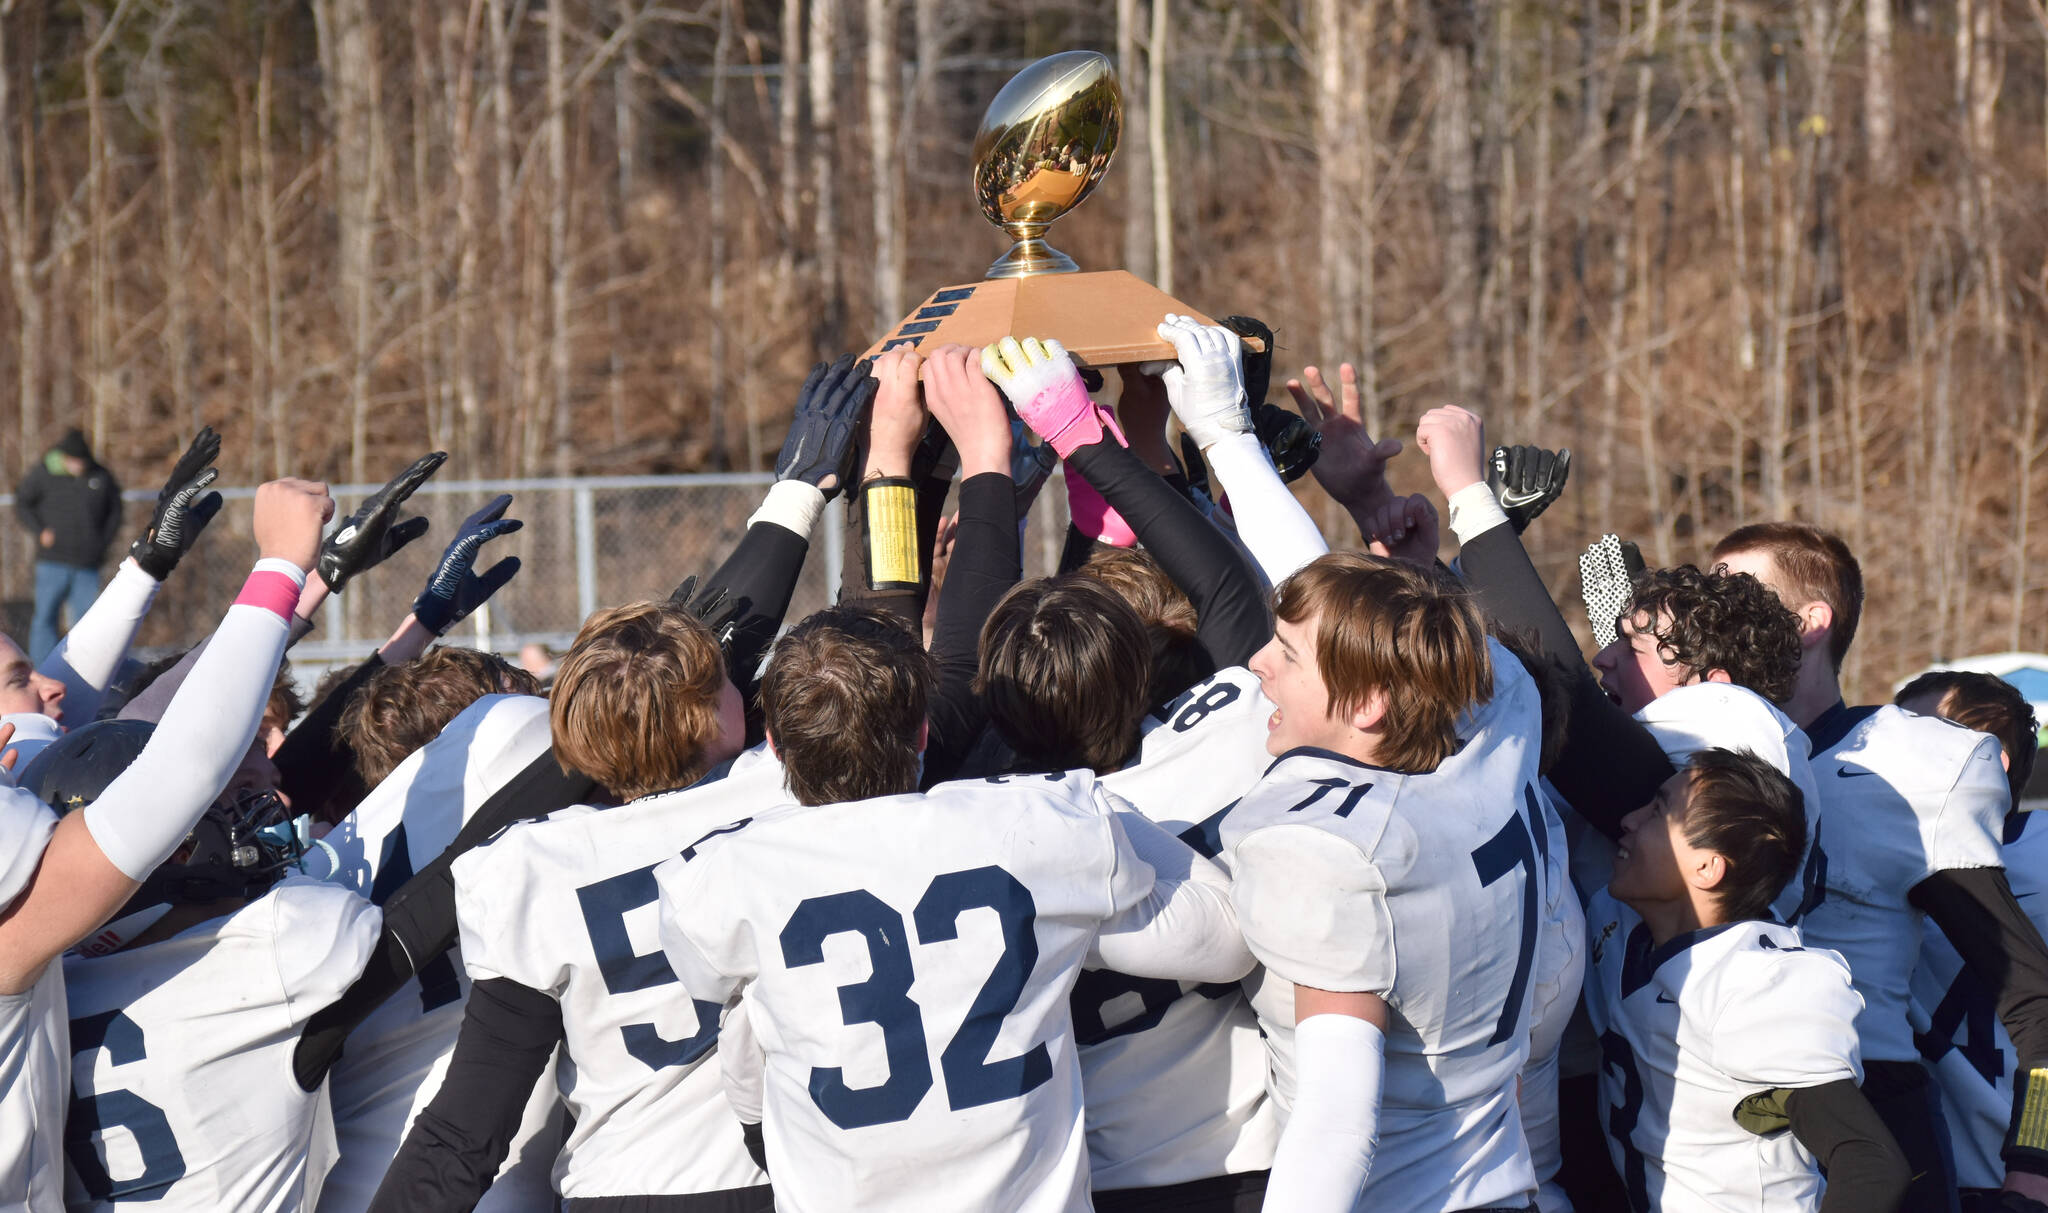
[16,720,306,955]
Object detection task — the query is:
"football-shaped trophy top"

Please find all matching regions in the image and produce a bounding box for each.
[971,51,1123,279]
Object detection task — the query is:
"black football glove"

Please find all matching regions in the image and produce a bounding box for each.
[665,573,745,656]
[1252,402,1322,483]
[318,452,443,593]
[411,495,523,635]
[129,427,226,580]
[776,355,876,500]
[1489,444,1572,534]
[1221,314,1275,408]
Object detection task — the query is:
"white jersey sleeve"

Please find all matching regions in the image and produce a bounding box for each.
[1088,804,1251,984]
[1231,823,1394,995]
[267,879,385,1025]
[1707,938,1864,1091]
[0,791,55,913]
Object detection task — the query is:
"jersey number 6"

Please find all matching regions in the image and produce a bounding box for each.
[779,865,1051,1130]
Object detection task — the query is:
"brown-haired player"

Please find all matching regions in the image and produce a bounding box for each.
[1219,550,1553,1210]
[1715,524,2048,1212]
[339,647,539,788]
[653,601,1253,1213]
[1898,671,2048,1210]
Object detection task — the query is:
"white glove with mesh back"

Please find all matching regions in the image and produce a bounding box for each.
[1581,534,1646,649]
[1155,314,1251,451]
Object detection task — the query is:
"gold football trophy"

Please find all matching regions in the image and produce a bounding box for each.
[865,50,1258,366]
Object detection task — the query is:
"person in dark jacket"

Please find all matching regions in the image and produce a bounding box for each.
[15,427,123,661]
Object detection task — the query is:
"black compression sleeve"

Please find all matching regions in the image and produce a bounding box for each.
[1455,521,1674,836]
[275,651,383,825]
[291,745,596,1089]
[1784,1079,1910,1213]
[741,1121,768,1173]
[697,521,811,697]
[1911,866,2048,1175]
[922,473,1020,785]
[1065,438,1270,671]
[365,978,562,1213]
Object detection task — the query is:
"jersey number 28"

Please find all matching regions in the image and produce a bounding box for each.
[780,864,1050,1130]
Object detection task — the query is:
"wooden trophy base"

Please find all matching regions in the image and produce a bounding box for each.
[863,270,1263,368]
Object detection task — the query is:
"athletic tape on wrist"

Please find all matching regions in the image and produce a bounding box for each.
[863,478,921,590]
[235,559,307,622]
[2007,1067,2048,1170]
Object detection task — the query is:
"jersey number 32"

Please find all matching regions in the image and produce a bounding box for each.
[780,864,1050,1130]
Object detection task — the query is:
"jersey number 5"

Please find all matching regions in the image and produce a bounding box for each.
[780,864,1051,1130]
[577,865,724,1070]
[66,1009,187,1201]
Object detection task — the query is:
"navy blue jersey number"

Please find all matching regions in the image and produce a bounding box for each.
[372,823,463,1012]
[780,864,1049,1127]
[1470,791,1540,1045]
[1070,970,1239,1046]
[577,865,722,1070]
[1599,1030,1652,1211]
[1916,964,2005,1085]
[66,1009,187,1201]
[1172,682,1242,733]
[1788,819,1828,926]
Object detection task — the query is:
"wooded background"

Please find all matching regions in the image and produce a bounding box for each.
[1,0,2042,698]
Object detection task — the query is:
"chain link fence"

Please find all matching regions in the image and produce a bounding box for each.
[3,472,1078,688]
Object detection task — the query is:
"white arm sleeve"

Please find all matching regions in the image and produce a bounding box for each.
[1200,431,1328,585]
[1090,809,1255,983]
[81,559,302,880]
[1262,1013,1385,1212]
[38,558,160,722]
[1446,481,1511,546]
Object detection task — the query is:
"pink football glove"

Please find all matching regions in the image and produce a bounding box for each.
[980,336,1126,459]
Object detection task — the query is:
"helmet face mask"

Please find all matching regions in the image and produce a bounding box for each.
[20,722,309,957]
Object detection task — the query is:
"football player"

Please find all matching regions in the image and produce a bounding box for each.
[656,605,1254,1213]
[1219,552,1544,1211]
[1897,672,2044,1212]
[1714,523,2048,1210]
[1585,749,1907,1211]
[368,601,772,1212]
[0,476,325,1212]
[305,666,560,1213]
[24,714,380,1212]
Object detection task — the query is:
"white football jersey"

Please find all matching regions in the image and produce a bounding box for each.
[1635,682,1826,924]
[452,745,785,1200]
[1221,640,1545,1211]
[60,879,382,1212]
[1800,704,2009,1062]
[1083,665,1279,1191]
[1521,782,1585,1202]
[1584,889,1864,1212]
[656,771,1159,1213]
[0,792,62,1213]
[304,693,561,1213]
[1913,811,2048,1189]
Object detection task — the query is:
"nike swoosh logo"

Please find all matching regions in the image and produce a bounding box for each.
[1656,993,1677,1005]
[1836,767,1878,779]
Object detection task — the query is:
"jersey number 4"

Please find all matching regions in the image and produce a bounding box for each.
[66,1009,186,1201]
[780,864,1050,1130]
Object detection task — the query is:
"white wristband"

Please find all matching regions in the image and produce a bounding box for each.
[747,480,828,539]
[1446,482,1511,546]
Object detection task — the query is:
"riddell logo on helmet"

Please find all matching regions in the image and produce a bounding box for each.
[76,929,124,958]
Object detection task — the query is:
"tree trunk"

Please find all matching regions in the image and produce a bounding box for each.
[778,0,804,318]
[710,0,733,465]
[1148,0,1172,295]
[546,0,572,478]
[1864,0,1896,183]
[1118,0,1154,280]
[866,0,903,332]
[809,0,842,348]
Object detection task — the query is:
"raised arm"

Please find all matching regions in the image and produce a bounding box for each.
[1415,406,1674,835]
[919,345,1022,784]
[0,478,329,993]
[983,335,1271,672]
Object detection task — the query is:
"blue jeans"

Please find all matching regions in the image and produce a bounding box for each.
[31,561,100,663]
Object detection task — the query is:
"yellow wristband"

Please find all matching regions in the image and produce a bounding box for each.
[864,479,920,590]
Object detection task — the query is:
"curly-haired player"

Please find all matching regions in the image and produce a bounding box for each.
[1591,565,1803,712]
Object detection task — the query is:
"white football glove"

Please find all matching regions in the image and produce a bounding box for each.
[1156,313,1251,451]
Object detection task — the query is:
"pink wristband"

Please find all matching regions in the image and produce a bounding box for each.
[1025,380,1129,459]
[235,570,303,621]
[1064,465,1139,548]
